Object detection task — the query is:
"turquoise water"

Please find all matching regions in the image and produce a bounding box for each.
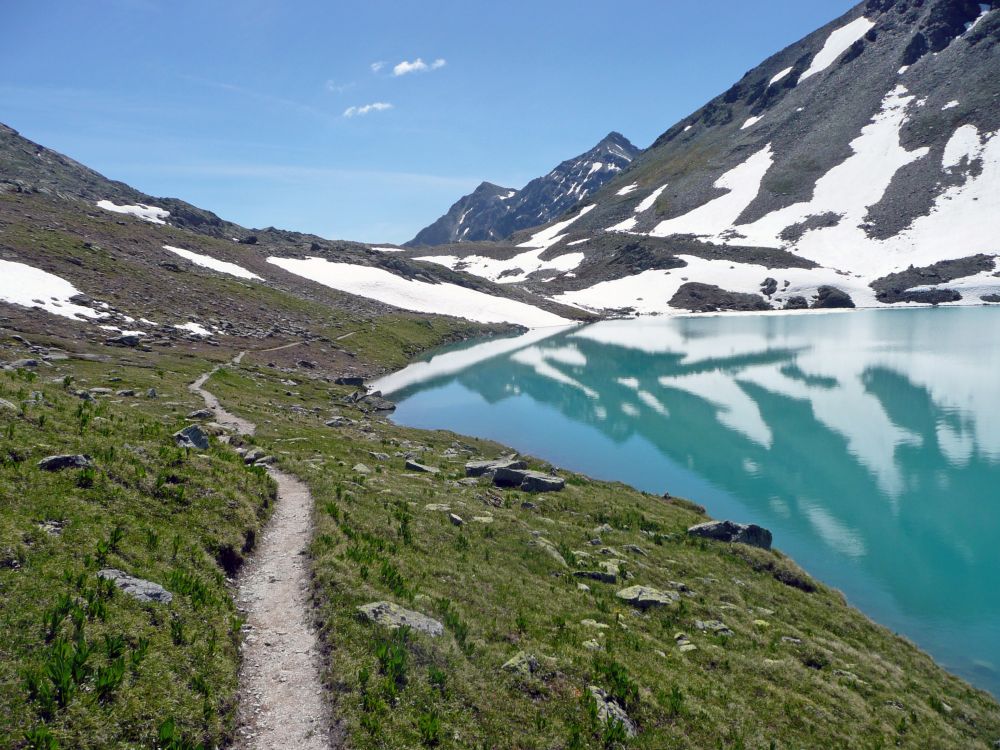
[376,308,1000,696]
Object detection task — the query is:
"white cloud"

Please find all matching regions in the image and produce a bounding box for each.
[392,57,446,76]
[324,79,354,94]
[343,101,393,118]
[370,61,386,73]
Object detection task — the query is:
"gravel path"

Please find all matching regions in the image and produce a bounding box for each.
[190,355,332,749]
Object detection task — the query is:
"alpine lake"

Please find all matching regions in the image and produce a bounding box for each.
[375,307,1000,696]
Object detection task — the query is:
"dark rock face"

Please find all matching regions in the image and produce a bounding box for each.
[783,296,809,310]
[407,132,639,246]
[871,255,995,303]
[334,376,364,387]
[492,466,565,493]
[465,457,528,477]
[983,294,1000,303]
[687,520,773,550]
[669,283,772,312]
[405,459,439,474]
[812,286,856,309]
[38,454,92,471]
[174,425,209,450]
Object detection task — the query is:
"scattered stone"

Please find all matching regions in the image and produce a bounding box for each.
[574,570,617,585]
[687,520,772,550]
[174,425,209,450]
[695,619,733,636]
[356,601,443,636]
[38,454,92,471]
[296,360,316,369]
[424,504,451,512]
[115,389,136,397]
[783,296,809,310]
[493,466,564,492]
[352,463,371,474]
[472,515,494,524]
[88,388,113,396]
[449,513,464,527]
[615,585,679,609]
[243,448,266,465]
[781,636,802,645]
[146,388,158,399]
[622,544,647,556]
[675,633,698,653]
[405,459,439,474]
[501,651,539,676]
[335,376,364,386]
[325,416,349,427]
[580,619,610,629]
[465,456,527,477]
[583,639,602,651]
[187,408,214,419]
[588,687,637,738]
[530,537,568,567]
[0,398,16,411]
[592,523,614,537]
[369,452,390,461]
[106,334,142,347]
[577,583,591,592]
[98,569,172,604]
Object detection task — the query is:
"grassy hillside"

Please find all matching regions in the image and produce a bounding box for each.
[203,362,1000,749]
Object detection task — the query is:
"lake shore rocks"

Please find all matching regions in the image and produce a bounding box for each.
[687,520,772,550]
[492,466,565,493]
[465,456,527,477]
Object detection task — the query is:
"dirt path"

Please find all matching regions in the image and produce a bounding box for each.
[189,355,332,749]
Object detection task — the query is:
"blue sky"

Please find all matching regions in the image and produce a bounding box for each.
[2,0,856,243]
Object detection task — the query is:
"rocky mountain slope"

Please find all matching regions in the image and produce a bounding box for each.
[406,132,638,246]
[412,0,1000,313]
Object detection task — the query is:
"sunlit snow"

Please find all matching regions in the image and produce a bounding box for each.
[800,17,875,82]
[96,200,169,225]
[164,246,262,280]
[0,259,103,321]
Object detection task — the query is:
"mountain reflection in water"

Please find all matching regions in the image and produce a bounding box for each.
[375,308,1000,695]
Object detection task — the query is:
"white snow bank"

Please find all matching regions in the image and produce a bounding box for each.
[651,145,773,238]
[164,246,262,280]
[96,200,169,225]
[175,322,212,337]
[371,246,407,252]
[800,17,874,81]
[741,115,763,130]
[517,205,596,252]
[608,184,667,233]
[616,183,638,196]
[267,256,572,328]
[942,124,986,170]
[770,67,793,85]
[0,259,103,321]
[941,100,959,110]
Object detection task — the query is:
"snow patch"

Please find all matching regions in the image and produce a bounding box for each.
[371,246,407,252]
[941,100,959,110]
[616,183,638,196]
[770,66,793,85]
[96,200,169,225]
[800,17,875,82]
[0,260,104,321]
[175,322,212,337]
[942,124,985,170]
[268,257,572,328]
[164,246,262,280]
[741,115,763,130]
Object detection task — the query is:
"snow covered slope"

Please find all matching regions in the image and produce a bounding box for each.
[420,0,1000,315]
[406,132,638,246]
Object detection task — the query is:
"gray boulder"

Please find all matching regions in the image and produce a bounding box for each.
[405,459,439,474]
[501,651,539,676]
[0,398,18,411]
[38,454,92,471]
[187,409,213,420]
[174,424,209,450]
[588,686,637,738]
[493,466,565,493]
[616,585,679,609]
[98,569,173,604]
[357,601,443,636]
[687,520,772,550]
[465,457,527,477]
[334,376,364,386]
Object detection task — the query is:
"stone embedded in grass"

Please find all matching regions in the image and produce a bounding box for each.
[0,397,16,411]
[695,619,734,636]
[492,466,565,493]
[357,601,443,637]
[615,585,679,609]
[325,416,349,427]
[174,424,209,450]
[465,456,527,477]
[687,520,772,550]
[530,537,568,567]
[405,459,439,474]
[424,503,451,512]
[187,408,213,420]
[588,686,638,738]
[501,651,539,676]
[37,454,92,471]
[574,569,617,584]
[353,463,372,474]
[449,513,464,526]
[98,569,173,604]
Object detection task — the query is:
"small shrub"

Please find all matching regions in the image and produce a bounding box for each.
[417,708,442,746]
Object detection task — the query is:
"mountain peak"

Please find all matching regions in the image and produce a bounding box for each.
[406,133,639,246]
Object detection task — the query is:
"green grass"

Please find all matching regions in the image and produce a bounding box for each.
[201,364,1000,749]
[0,359,274,749]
